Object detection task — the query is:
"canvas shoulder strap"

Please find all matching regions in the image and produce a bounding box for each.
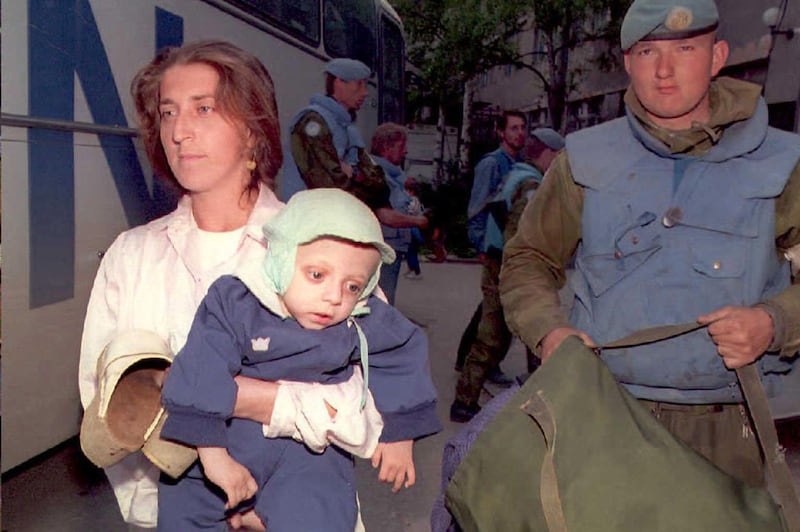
[601,322,800,531]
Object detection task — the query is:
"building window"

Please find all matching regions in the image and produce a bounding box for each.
[324,0,376,69]
[226,0,320,44]
[379,15,404,123]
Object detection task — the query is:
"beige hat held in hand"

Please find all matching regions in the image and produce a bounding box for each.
[80,329,197,478]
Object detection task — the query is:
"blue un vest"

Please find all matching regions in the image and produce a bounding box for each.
[566,99,800,404]
[373,155,412,253]
[467,149,515,253]
[278,94,365,201]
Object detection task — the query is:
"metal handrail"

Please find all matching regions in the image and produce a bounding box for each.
[0,113,138,137]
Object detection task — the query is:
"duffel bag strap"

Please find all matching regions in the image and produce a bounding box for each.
[737,364,800,531]
[599,322,800,531]
[521,392,568,532]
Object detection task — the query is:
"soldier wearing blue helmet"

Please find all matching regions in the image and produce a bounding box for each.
[501,0,800,487]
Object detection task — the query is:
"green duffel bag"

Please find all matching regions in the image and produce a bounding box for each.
[445,336,787,532]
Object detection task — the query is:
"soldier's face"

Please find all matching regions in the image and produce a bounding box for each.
[333,78,369,112]
[624,32,728,131]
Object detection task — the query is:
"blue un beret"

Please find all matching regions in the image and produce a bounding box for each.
[324,58,371,81]
[621,0,719,50]
[531,128,565,151]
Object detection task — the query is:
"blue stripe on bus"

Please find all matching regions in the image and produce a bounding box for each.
[29,0,77,307]
[157,7,184,50]
[28,0,183,308]
[153,7,185,213]
[75,0,156,226]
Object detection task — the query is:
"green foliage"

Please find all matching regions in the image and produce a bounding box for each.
[415,172,476,258]
[395,0,631,133]
[394,0,528,101]
[516,0,632,130]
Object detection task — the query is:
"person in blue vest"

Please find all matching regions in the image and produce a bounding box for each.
[370,122,420,304]
[501,0,800,487]
[450,111,527,422]
[279,58,427,235]
[451,126,565,422]
[496,128,566,243]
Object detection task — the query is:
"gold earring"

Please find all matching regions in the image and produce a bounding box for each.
[246,159,257,171]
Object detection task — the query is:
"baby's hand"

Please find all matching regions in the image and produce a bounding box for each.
[197,447,258,509]
[370,440,415,492]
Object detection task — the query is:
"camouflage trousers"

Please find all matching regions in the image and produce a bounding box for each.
[455,255,512,405]
[640,399,765,487]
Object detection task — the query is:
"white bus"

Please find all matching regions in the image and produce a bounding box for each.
[1,0,406,472]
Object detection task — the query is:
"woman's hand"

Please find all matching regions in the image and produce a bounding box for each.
[233,376,279,424]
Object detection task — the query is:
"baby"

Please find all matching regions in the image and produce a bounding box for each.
[159,188,441,531]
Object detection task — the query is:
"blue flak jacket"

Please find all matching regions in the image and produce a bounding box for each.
[467,148,516,253]
[279,94,365,201]
[566,98,800,404]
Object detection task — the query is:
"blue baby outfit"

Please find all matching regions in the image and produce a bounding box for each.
[159,275,440,531]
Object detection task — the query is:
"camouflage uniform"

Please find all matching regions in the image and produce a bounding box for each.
[289,112,390,211]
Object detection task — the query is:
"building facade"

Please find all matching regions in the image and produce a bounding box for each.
[472,0,800,137]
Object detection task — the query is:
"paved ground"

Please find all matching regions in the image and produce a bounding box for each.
[2,260,798,531]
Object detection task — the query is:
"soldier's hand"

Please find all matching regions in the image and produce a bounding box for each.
[340,161,353,178]
[697,306,773,369]
[541,327,596,362]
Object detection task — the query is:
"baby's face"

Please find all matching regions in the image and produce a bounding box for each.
[282,237,381,330]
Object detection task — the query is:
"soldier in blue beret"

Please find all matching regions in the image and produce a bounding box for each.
[279,58,428,236]
[325,58,372,80]
[501,0,800,488]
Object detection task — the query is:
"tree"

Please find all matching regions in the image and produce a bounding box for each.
[396,0,630,141]
[394,0,529,175]
[514,0,630,132]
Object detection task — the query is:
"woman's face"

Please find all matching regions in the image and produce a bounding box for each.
[158,62,253,198]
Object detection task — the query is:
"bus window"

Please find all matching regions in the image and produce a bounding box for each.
[226,0,320,44]
[379,15,404,123]
[323,0,376,69]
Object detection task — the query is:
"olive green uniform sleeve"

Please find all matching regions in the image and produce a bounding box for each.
[503,180,541,243]
[762,162,800,357]
[290,111,390,211]
[291,112,350,189]
[352,148,391,210]
[499,151,584,353]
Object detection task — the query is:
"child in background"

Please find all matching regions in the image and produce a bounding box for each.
[404,179,424,279]
[159,188,441,532]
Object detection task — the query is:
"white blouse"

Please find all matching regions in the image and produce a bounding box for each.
[79,185,375,527]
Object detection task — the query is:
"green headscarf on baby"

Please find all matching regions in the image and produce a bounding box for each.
[262,188,396,299]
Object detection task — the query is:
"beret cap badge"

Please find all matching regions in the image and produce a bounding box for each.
[665,6,693,31]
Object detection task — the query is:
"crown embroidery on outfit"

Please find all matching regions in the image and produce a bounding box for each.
[251,337,271,351]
